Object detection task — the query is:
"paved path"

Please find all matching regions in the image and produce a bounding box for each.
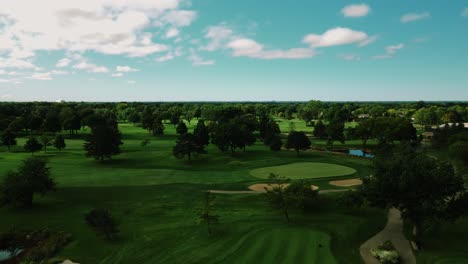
[360,208,416,264]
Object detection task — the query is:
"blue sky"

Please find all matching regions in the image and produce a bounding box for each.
[0,0,467,101]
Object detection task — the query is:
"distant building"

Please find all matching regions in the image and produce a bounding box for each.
[357,114,370,119]
[438,123,468,129]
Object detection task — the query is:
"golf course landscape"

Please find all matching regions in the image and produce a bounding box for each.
[0,121,387,263]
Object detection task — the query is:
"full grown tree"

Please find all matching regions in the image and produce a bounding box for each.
[53,134,66,151]
[43,110,61,133]
[265,173,291,223]
[193,119,210,146]
[24,137,42,155]
[1,130,17,152]
[84,114,123,161]
[151,117,165,136]
[286,180,319,212]
[176,121,188,135]
[325,121,345,149]
[285,131,311,156]
[313,120,327,139]
[197,191,219,236]
[354,119,374,149]
[173,133,206,161]
[0,157,55,208]
[360,145,466,245]
[39,134,54,153]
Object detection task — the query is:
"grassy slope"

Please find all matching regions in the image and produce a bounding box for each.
[0,121,387,263]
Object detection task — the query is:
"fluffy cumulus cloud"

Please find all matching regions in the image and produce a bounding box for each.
[227,38,315,59]
[341,4,370,18]
[373,43,404,59]
[73,61,109,73]
[111,73,123,77]
[0,0,197,67]
[400,12,430,23]
[201,24,315,60]
[303,27,376,48]
[56,58,71,68]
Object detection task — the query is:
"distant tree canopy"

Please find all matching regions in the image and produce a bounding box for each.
[24,137,42,155]
[0,157,55,208]
[1,130,17,152]
[84,113,123,161]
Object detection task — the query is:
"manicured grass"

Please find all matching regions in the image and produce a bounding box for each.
[0,122,387,263]
[250,162,357,180]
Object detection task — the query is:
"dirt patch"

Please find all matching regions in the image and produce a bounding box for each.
[248,184,319,192]
[329,179,362,187]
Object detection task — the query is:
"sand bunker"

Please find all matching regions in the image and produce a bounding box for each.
[329,179,362,187]
[248,184,319,192]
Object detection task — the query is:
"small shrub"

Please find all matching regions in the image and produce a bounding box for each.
[85,209,119,241]
[370,240,401,264]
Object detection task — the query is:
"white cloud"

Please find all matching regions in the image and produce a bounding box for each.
[162,10,197,27]
[165,27,180,39]
[400,12,430,23]
[462,8,468,17]
[51,70,68,75]
[188,49,215,66]
[372,43,404,59]
[116,66,139,72]
[73,62,109,73]
[338,54,360,61]
[156,48,182,62]
[127,80,136,84]
[341,4,370,18]
[201,24,235,51]
[0,57,37,69]
[30,72,52,80]
[227,38,315,59]
[0,0,190,59]
[0,70,5,75]
[112,73,123,77]
[56,58,71,67]
[386,44,404,54]
[303,27,375,47]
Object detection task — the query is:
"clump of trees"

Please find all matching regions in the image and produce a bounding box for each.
[173,133,206,161]
[24,137,43,155]
[0,157,55,208]
[359,144,466,246]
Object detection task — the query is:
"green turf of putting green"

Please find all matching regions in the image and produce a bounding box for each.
[218,228,337,264]
[250,162,357,179]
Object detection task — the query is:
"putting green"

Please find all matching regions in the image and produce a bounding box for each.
[250,162,356,179]
[219,228,337,264]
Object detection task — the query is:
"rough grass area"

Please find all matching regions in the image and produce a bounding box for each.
[250,162,357,180]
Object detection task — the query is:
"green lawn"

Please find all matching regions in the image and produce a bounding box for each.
[250,162,357,180]
[0,122,390,263]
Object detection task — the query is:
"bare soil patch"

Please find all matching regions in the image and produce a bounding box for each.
[248,183,319,192]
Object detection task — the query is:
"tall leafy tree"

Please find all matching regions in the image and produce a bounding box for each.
[53,134,66,151]
[151,117,165,136]
[0,157,55,208]
[193,119,210,146]
[173,133,206,161]
[84,114,123,161]
[176,121,188,135]
[265,173,291,223]
[43,110,62,133]
[360,145,466,244]
[313,120,327,139]
[1,130,17,152]
[24,137,42,155]
[325,121,345,149]
[39,134,54,153]
[285,131,311,156]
